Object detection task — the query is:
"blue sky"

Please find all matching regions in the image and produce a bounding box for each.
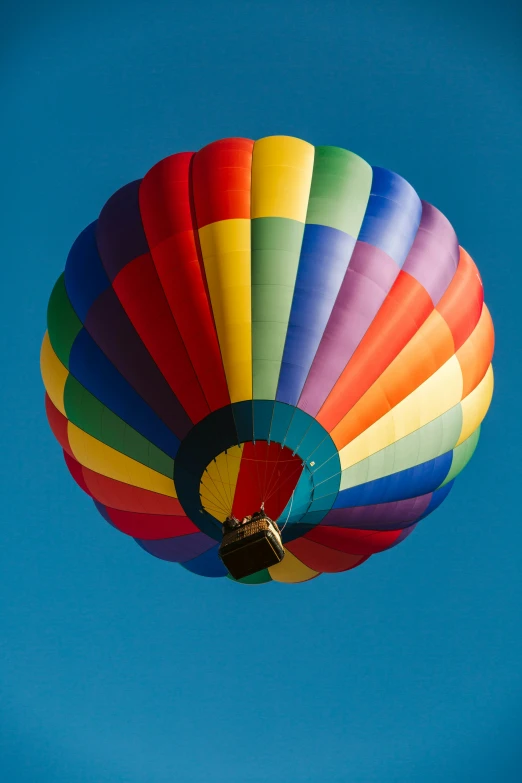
[2,1,521,781]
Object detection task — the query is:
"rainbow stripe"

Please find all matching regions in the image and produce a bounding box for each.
[41,136,494,585]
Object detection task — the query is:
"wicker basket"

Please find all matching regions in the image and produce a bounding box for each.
[219,517,285,579]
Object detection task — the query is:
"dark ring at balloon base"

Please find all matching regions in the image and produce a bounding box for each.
[174,400,341,543]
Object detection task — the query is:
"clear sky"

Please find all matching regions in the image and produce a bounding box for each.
[2,1,521,781]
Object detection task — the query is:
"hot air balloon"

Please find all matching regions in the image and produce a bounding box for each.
[41,136,494,584]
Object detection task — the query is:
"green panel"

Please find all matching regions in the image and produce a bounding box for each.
[251,218,305,400]
[227,569,272,585]
[305,146,372,236]
[340,404,464,491]
[440,426,481,487]
[47,274,82,369]
[63,375,174,477]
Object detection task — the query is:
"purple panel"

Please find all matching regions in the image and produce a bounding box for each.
[297,242,398,416]
[135,532,216,562]
[401,201,459,306]
[321,493,432,531]
[84,288,192,439]
[96,181,150,280]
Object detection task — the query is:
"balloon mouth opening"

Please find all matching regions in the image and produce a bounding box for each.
[199,441,304,525]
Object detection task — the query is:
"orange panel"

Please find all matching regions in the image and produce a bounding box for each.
[331,309,455,449]
[436,247,484,350]
[457,305,495,398]
[317,271,434,433]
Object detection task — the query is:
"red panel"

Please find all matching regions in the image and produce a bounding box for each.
[231,442,304,521]
[139,153,230,412]
[305,525,406,556]
[101,506,196,539]
[318,271,434,434]
[191,138,254,227]
[45,394,72,456]
[63,449,92,495]
[139,152,195,246]
[437,248,484,351]
[286,537,369,573]
[64,453,183,515]
[113,254,210,423]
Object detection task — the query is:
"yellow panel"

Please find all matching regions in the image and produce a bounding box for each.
[40,332,67,415]
[67,423,177,497]
[201,462,231,513]
[456,364,494,446]
[198,219,252,402]
[268,547,319,583]
[251,136,315,221]
[200,445,244,523]
[338,355,464,470]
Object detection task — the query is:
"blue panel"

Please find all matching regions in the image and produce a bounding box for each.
[276,226,356,406]
[269,403,296,445]
[69,329,180,458]
[253,400,275,441]
[179,544,228,577]
[357,167,422,267]
[64,222,110,322]
[94,501,113,527]
[335,452,453,508]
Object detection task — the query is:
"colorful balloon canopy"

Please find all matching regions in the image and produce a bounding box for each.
[41,136,494,585]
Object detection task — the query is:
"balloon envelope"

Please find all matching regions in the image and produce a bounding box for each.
[41,136,494,584]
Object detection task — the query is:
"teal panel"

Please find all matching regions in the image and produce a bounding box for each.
[297,423,328,462]
[311,454,341,486]
[283,408,314,452]
[253,400,275,441]
[269,403,295,444]
[231,401,254,443]
[307,440,339,473]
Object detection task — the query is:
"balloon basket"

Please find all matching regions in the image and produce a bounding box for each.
[219,517,285,580]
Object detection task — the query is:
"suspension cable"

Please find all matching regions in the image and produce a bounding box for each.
[278,489,296,536]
